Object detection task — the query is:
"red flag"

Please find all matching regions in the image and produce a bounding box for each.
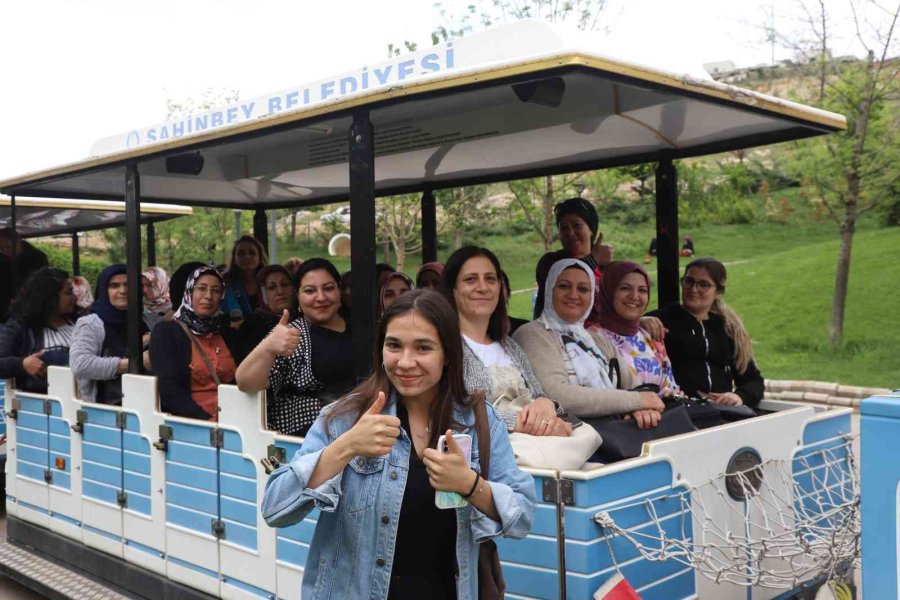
[594,573,642,600]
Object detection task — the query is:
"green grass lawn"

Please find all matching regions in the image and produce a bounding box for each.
[280,221,900,389]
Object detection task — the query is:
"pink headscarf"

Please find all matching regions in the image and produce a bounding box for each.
[597,261,650,336]
[142,266,171,313]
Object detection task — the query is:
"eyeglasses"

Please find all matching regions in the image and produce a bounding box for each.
[680,276,715,291]
[193,285,225,297]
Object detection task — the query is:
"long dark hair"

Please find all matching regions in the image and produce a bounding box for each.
[326,290,478,447]
[441,246,509,342]
[224,235,269,280]
[9,267,71,327]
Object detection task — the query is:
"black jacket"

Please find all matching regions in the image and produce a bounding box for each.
[649,304,764,407]
[0,243,50,322]
[0,319,46,392]
[148,319,239,420]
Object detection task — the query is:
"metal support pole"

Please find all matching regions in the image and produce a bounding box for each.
[655,155,680,308]
[269,210,278,264]
[146,222,156,267]
[253,209,268,253]
[421,188,437,264]
[125,164,143,374]
[9,194,17,291]
[349,110,376,380]
[71,233,80,276]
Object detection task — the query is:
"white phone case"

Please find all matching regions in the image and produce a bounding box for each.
[434,433,473,509]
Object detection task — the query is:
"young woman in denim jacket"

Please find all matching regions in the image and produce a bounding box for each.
[261,290,535,600]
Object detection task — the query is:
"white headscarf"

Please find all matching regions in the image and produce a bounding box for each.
[538,258,615,389]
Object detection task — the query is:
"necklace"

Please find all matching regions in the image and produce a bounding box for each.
[414,426,431,440]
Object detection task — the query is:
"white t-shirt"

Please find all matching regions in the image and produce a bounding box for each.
[463,335,513,368]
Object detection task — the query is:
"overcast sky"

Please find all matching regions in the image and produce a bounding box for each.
[0,0,885,181]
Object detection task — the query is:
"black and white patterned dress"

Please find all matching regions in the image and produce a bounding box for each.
[267,317,326,436]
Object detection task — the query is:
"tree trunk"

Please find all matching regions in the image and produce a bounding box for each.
[394,237,406,272]
[543,177,555,251]
[454,229,463,250]
[382,240,391,264]
[291,210,297,243]
[829,206,856,346]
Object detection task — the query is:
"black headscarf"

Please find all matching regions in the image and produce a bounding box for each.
[90,264,128,327]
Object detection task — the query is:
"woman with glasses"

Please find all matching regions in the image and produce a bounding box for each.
[150,266,238,419]
[648,258,764,408]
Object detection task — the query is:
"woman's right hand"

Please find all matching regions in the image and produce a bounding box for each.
[639,391,666,413]
[627,409,661,430]
[22,350,46,378]
[265,310,301,356]
[338,392,401,457]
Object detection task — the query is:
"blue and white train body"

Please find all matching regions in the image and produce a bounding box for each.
[2,368,875,599]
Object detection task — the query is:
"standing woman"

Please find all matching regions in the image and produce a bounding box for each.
[142,266,172,331]
[589,261,679,414]
[71,265,150,405]
[150,266,238,420]
[220,235,269,323]
[649,258,764,407]
[236,258,354,436]
[261,291,535,599]
[235,265,297,362]
[443,246,571,437]
[533,197,614,325]
[0,268,76,393]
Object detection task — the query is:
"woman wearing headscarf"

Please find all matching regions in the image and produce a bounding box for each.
[533,197,615,326]
[70,264,150,404]
[513,258,665,421]
[378,271,413,316]
[149,266,238,420]
[142,266,172,330]
[415,261,444,291]
[70,275,94,317]
[235,265,297,362]
[588,261,679,401]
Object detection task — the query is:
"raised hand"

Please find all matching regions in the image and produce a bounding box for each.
[341,392,401,458]
[590,232,615,267]
[423,429,475,494]
[23,350,46,378]
[265,310,302,356]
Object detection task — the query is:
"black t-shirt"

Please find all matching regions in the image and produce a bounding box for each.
[308,322,355,402]
[388,403,457,600]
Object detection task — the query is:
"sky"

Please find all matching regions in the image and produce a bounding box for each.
[0,0,885,182]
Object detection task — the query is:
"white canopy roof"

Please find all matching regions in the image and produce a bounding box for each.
[0,21,845,208]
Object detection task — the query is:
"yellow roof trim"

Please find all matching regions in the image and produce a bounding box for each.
[0,53,846,191]
[0,197,193,216]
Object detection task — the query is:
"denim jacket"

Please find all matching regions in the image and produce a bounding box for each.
[261,394,536,600]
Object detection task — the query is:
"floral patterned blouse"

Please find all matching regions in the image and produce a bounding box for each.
[589,326,679,396]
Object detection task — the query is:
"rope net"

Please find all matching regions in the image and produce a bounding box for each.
[594,436,860,589]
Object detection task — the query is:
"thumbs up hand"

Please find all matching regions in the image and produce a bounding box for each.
[423,429,476,494]
[340,392,401,458]
[591,231,615,267]
[265,310,302,356]
[23,349,47,378]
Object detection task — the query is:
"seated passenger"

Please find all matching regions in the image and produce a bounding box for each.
[150,266,238,420]
[236,265,297,362]
[71,265,150,405]
[415,261,444,291]
[533,197,614,326]
[168,261,206,314]
[680,235,695,257]
[514,258,665,422]
[236,258,354,437]
[142,266,172,330]
[0,268,76,393]
[71,275,94,317]
[588,261,679,428]
[379,271,413,315]
[220,235,269,323]
[260,290,535,599]
[0,231,50,323]
[649,257,764,407]
[442,246,572,437]
[376,262,396,288]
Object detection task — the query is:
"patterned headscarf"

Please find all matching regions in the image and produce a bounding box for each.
[142,266,171,313]
[597,261,650,336]
[71,276,94,311]
[174,266,226,335]
[539,258,614,389]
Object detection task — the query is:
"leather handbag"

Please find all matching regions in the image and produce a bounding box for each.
[472,399,505,600]
[583,404,696,462]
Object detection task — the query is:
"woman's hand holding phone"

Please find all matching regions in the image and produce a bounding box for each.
[423,429,475,495]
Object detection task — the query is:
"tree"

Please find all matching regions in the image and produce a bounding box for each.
[783,1,900,346]
[437,184,491,250]
[376,194,423,271]
[508,174,589,251]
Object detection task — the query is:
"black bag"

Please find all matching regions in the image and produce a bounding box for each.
[472,398,505,600]
[583,404,697,462]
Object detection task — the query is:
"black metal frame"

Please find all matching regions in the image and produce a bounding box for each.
[71,232,80,276]
[655,156,680,307]
[125,164,143,374]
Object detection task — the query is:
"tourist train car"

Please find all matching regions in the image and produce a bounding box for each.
[1,20,880,600]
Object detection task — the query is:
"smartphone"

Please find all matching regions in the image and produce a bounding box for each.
[434,433,473,510]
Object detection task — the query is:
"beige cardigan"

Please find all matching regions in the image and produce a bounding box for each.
[512,321,645,418]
